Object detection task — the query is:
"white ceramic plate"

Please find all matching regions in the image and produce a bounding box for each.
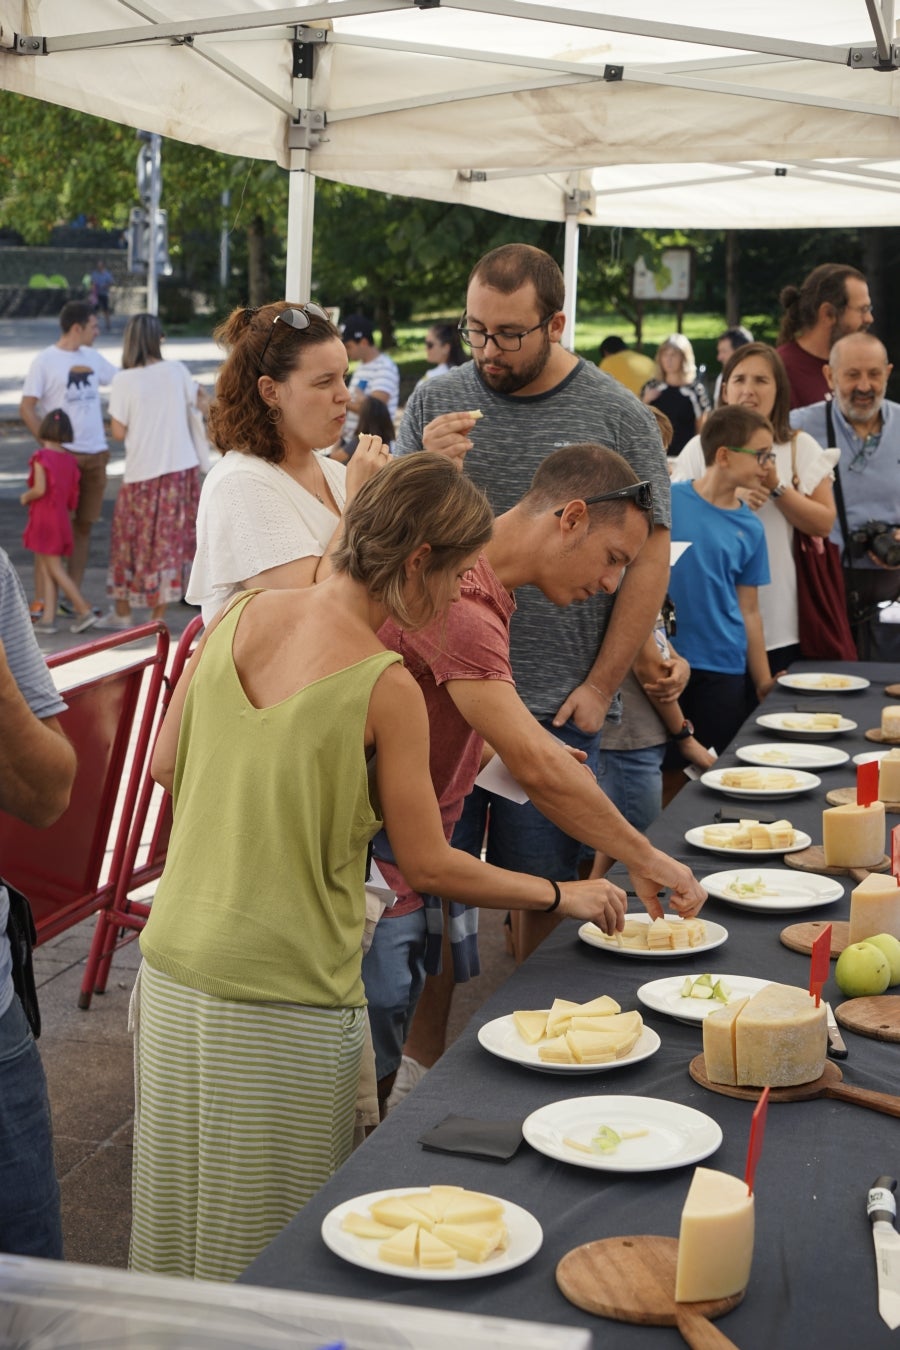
[700,766,821,798]
[685,825,812,858]
[522,1095,723,1173]
[700,868,844,912]
[577,912,727,959]
[777,672,870,693]
[477,1016,661,1075]
[736,742,849,770]
[756,712,857,740]
[637,974,772,1024]
[853,748,890,766]
[321,1188,542,1281]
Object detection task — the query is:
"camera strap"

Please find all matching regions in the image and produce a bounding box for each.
[825,400,852,567]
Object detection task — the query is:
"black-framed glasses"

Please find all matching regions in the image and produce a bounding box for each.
[257,303,331,372]
[458,315,554,352]
[726,445,777,468]
[553,481,654,517]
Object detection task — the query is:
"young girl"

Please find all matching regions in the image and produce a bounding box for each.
[20,409,99,636]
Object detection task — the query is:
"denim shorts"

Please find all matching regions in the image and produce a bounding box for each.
[361,909,427,1081]
[0,993,62,1258]
[596,742,666,834]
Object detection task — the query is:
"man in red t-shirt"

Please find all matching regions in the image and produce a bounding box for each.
[362,443,707,1109]
[776,263,872,409]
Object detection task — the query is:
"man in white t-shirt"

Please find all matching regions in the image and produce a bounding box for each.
[20,300,118,586]
[338,315,400,454]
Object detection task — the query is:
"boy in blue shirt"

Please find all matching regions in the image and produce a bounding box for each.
[668,405,775,756]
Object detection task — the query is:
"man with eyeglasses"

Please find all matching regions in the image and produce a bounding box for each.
[776,263,872,410]
[397,245,670,923]
[791,332,900,660]
[364,444,705,1111]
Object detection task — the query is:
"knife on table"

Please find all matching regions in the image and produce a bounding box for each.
[868,1176,900,1330]
[824,1003,847,1059]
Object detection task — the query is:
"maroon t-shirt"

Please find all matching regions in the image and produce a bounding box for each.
[377,555,515,915]
[776,340,829,410]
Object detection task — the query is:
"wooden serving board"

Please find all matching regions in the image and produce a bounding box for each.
[834,995,900,1043]
[556,1234,743,1348]
[780,920,849,957]
[865,728,900,745]
[784,845,889,876]
[689,1053,900,1117]
[824,786,900,812]
[886,684,900,699]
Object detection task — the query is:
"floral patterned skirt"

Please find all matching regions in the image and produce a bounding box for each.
[108,468,200,608]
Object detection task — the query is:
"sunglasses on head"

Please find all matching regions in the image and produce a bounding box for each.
[257,303,331,373]
[554,480,654,517]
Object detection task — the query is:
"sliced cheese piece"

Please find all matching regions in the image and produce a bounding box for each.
[675,1167,754,1302]
[340,1212,398,1239]
[647,917,674,949]
[734,983,826,1088]
[378,1221,421,1267]
[416,1228,458,1269]
[575,994,621,1017]
[822,801,885,868]
[568,1010,642,1036]
[702,998,749,1086]
[849,871,900,944]
[431,1222,505,1263]
[440,1192,505,1225]
[564,1030,617,1064]
[369,1196,430,1230]
[880,748,900,802]
[545,998,581,1035]
[538,1040,575,1064]
[512,1010,549,1044]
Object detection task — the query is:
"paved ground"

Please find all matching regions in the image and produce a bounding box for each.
[0,316,515,1268]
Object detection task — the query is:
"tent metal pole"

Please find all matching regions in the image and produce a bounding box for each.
[562,203,579,352]
[286,169,315,300]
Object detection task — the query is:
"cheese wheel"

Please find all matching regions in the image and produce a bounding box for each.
[704,984,825,1088]
[675,1167,754,1302]
[849,872,900,944]
[822,801,885,868]
[882,706,900,742]
[702,998,749,1086]
[879,748,900,802]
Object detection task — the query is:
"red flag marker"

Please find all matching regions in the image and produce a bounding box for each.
[893,824,900,881]
[745,1086,770,1196]
[809,923,832,1007]
[858,760,879,807]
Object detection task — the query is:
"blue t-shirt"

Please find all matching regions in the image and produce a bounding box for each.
[668,482,770,675]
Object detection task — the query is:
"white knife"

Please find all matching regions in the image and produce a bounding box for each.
[868,1176,900,1330]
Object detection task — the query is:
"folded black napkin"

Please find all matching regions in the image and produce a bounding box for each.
[418,1113,523,1162]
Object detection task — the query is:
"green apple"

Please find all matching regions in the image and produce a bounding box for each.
[835,941,891,998]
[862,933,900,986]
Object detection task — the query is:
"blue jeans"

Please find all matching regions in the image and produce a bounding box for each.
[0,993,62,1258]
[596,742,666,834]
[361,909,427,1081]
[453,718,603,878]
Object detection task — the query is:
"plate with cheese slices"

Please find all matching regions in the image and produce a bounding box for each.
[637,974,772,1024]
[577,913,727,959]
[701,868,844,912]
[735,742,849,771]
[777,671,870,693]
[700,766,821,798]
[522,1095,723,1173]
[478,1006,660,1074]
[756,712,857,739]
[321,1186,542,1280]
[685,821,812,857]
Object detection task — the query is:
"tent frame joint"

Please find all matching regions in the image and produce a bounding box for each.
[11,34,46,56]
[848,44,900,70]
[603,64,624,82]
[289,109,327,151]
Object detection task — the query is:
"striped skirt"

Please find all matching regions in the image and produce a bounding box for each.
[129,961,366,1282]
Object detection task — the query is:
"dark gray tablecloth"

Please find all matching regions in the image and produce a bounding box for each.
[243,662,900,1349]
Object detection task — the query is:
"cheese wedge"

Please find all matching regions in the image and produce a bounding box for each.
[849,871,900,944]
[538,1040,575,1064]
[340,1212,398,1239]
[883,706,900,741]
[440,1192,505,1225]
[379,1221,420,1267]
[675,1167,754,1302]
[545,998,581,1035]
[431,1222,505,1262]
[879,748,900,803]
[512,1010,548,1043]
[576,995,621,1017]
[568,1010,642,1036]
[417,1228,458,1269]
[702,998,749,1086]
[369,1196,431,1230]
[564,1030,617,1064]
[822,800,885,868]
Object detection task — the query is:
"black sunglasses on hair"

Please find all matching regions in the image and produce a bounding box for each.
[554,481,654,517]
[257,303,331,373]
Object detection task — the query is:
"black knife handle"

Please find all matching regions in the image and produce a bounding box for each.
[868,1176,898,1226]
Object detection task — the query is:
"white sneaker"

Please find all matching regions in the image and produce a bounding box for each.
[385,1055,428,1111]
[92,610,133,631]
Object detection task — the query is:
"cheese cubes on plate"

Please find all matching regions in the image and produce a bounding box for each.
[702,819,796,850]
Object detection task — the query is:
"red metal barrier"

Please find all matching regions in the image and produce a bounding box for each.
[78,616,203,1009]
[0,623,170,943]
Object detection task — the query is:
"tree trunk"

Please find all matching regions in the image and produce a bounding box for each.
[724,230,740,327]
[247,214,269,308]
[375,297,394,350]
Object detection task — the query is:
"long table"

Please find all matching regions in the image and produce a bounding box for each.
[243,662,900,1349]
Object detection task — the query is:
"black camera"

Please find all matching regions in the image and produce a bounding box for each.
[848,521,900,568]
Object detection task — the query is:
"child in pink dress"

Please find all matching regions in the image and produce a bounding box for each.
[21,409,99,636]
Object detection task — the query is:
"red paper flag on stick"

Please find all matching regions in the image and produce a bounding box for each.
[745,1086,770,1196]
[858,760,879,807]
[809,923,832,1007]
[892,824,900,881]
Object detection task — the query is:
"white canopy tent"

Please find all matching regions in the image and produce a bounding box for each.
[2,1,900,328]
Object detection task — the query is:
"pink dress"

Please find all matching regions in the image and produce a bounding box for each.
[22,448,80,556]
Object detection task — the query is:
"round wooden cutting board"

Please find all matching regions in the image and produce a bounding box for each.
[689,1053,900,1117]
[556,1234,743,1346]
[824,786,900,812]
[780,919,849,957]
[834,995,900,1043]
[885,685,900,699]
[865,728,900,745]
[784,845,889,876]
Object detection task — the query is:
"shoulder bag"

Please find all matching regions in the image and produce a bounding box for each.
[790,423,857,662]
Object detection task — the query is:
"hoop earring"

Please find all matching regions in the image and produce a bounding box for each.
[266,405,282,425]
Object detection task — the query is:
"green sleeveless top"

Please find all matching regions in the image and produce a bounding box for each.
[141,592,401,1008]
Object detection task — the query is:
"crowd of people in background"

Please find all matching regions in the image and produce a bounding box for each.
[4,248,900,1281]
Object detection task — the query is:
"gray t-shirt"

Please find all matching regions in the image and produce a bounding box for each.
[397,359,670,720]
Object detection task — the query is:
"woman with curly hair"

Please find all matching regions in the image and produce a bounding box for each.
[186,302,389,624]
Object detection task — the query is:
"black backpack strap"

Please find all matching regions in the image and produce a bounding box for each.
[825,401,852,565]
